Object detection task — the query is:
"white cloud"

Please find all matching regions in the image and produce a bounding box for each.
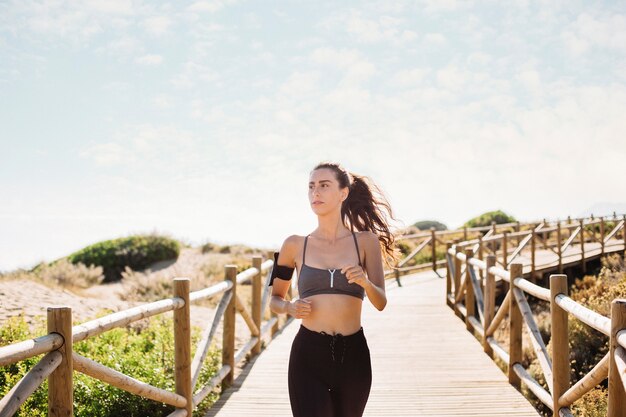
[98,36,143,56]
[563,12,626,56]
[187,0,238,13]
[423,33,446,46]
[310,47,376,85]
[142,16,172,35]
[170,61,219,88]
[153,95,171,108]
[321,10,417,45]
[516,69,541,97]
[419,0,474,13]
[6,0,137,42]
[390,68,430,87]
[436,66,467,92]
[135,54,163,66]
[80,142,133,167]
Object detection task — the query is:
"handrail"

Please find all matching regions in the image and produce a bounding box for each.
[444,212,626,416]
[0,254,292,416]
[553,294,611,336]
[0,333,64,367]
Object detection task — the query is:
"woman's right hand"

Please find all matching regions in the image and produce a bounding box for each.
[287,298,312,318]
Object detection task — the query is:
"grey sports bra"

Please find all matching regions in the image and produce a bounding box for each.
[298,232,365,300]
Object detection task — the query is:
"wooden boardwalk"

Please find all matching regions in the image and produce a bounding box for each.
[204,269,540,417]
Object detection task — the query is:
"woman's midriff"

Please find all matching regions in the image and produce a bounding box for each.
[300,293,363,335]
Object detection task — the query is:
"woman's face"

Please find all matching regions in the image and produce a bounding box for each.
[308,168,348,214]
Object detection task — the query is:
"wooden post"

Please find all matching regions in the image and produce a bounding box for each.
[483,256,496,357]
[600,218,605,255]
[222,265,237,389]
[478,235,484,281]
[623,215,626,259]
[491,221,497,254]
[431,227,437,272]
[550,274,569,415]
[252,256,263,355]
[173,278,192,415]
[579,219,586,274]
[465,249,475,331]
[557,222,563,274]
[542,218,548,250]
[267,250,279,336]
[508,263,523,389]
[567,215,571,225]
[463,226,468,242]
[531,229,536,282]
[502,231,508,269]
[47,306,73,417]
[453,244,462,318]
[446,242,452,307]
[515,221,521,246]
[608,299,626,417]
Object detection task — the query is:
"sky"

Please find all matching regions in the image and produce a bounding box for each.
[1,0,626,272]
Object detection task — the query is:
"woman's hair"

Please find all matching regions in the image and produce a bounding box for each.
[312,161,401,267]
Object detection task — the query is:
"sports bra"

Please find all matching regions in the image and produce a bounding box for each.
[298,231,365,300]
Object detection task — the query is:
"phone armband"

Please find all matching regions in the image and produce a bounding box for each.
[268,251,295,286]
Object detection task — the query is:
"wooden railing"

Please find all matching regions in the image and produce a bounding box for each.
[445,213,626,417]
[0,255,296,417]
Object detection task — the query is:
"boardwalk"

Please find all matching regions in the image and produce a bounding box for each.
[205,269,539,417]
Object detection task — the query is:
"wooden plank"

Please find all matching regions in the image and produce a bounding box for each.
[204,270,539,416]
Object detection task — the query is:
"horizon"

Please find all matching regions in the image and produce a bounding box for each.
[3,204,624,273]
[2,1,626,271]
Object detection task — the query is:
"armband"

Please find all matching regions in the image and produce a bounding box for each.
[268,251,295,286]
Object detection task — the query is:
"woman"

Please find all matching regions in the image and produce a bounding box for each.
[268,161,399,417]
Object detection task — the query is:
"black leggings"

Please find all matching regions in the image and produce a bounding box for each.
[288,324,372,417]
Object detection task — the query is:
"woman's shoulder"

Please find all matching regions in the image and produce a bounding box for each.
[280,234,306,252]
[356,230,378,244]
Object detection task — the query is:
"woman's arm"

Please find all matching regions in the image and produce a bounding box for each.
[361,232,387,311]
[343,231,387,310]
[269,235,312,317]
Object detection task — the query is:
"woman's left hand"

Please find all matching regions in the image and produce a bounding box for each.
[341,265,370,288]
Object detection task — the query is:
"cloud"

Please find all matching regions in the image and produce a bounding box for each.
[187,0,238,13]
[5,0,137,42]
[135,54,163,66]
[423,33,446,46]
[80,142,133,167]
[563,12,626,56]
[170,61,219,88]
[390,68,430,87]
[309,47,376,85]
[321,10,417,45]
[142,16,172,36]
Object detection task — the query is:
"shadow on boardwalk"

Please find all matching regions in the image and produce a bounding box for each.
[204,269,540,417]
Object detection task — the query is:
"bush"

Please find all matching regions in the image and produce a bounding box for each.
[464,210,516,228]
[0,315,221,417]
[67,234,181,283]
[412,220,447,231]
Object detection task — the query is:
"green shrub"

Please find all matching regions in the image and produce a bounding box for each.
[0,315,221,417]
[464,210,516,228]
[67,234,181,282]
[412,220,447,231]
